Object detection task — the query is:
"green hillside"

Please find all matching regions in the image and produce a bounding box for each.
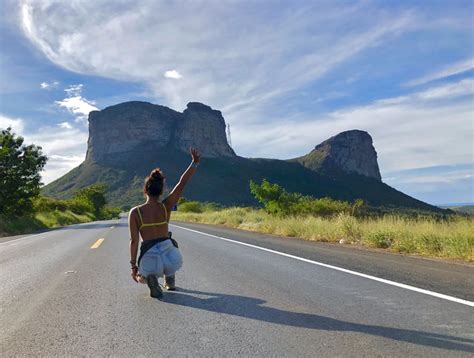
[43,147,441,213]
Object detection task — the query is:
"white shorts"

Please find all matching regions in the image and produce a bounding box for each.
[139,240,183,278]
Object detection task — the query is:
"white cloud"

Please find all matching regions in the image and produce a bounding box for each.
[0,114,87,185]
[26,124,87,184]
[164,70,182,79]
[58,122,72,129]
[55,84,98,122]
[40,81,59,90]
[40,154,85,184]
[387,169,473,186]
[405,58,474,87]
[0,114,25,133]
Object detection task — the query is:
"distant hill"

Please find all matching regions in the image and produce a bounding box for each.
[446,205,474,215]
[43,101,443,213]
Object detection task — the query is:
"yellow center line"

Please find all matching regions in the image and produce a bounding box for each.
[90,238,105,249]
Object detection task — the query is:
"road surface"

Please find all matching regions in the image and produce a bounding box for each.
[1,216,473,357]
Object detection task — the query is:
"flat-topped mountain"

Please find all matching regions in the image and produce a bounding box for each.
[44,101,440,212]
[86,101,235,164]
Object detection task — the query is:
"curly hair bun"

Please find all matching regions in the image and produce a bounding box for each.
[150,169,163,180]
[144,168,165,197]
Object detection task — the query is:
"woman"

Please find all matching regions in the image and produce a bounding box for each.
[128,148,201,298]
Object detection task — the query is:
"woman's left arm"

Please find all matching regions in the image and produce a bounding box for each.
[128,208,140,282]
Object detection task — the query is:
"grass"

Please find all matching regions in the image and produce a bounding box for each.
[0,210,95,236]
[172,208,474,262]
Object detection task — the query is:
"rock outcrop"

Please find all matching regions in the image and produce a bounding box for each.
[294,130,382,181]
[85,101,235,163]
[175,102,235,157]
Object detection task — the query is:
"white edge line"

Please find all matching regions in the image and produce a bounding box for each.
[0,231,51,246]
[170,224,474,308]
[0,220,117,246]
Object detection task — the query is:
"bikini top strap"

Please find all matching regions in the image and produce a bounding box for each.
[136,206,144,227]
[161,202,168,222]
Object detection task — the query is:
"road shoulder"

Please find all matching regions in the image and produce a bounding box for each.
[171,220,474,301]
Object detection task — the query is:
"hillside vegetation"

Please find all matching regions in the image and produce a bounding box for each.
[172,181,473,261]
[0,184,121,236]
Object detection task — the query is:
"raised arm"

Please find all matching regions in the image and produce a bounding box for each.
[164,148,201,211]
[128,208,140,282]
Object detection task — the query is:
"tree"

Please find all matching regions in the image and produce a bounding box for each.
[73,183,108,217]
[0,127,47,216]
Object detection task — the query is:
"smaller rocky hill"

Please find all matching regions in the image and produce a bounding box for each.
[292,130,381,180]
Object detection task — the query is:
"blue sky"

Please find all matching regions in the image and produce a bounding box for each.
[0,0,472,205]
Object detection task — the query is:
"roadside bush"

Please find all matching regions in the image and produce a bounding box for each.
[66,198,93,215]
[33,196,68,212]
[99,206,122,220]
[73,184,107,216]
[250,179,360,217]
[366,230,395,248]
[178,201,204,213]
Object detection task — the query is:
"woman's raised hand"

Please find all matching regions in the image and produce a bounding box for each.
[190,148,201,164]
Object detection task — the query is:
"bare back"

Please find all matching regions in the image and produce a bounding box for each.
[133,201,170,241]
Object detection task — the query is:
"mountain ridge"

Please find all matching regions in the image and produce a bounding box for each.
[43,101,442,213]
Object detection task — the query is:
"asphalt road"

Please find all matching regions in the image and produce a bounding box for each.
[1,216,473,357]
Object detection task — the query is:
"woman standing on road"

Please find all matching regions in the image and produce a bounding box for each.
[128,148,201,298]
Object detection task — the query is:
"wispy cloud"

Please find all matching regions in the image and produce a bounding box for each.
[55,84,98,122]
[19,1,414,113]
[40,81,59,90]
[405,58,474,87]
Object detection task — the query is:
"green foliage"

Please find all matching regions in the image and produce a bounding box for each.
[0,127,47,216]
[250,179,362,217]
[178,201,204,213]
[367,230,395,248]
[177,201,221,213]
[73,183,107,216]
[99,206,122,220]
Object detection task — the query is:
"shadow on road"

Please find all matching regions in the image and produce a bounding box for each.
[163,288,474,353]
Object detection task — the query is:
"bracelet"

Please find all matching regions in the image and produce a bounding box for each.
[191,162,199,168]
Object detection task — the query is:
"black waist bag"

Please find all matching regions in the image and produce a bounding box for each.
[169,231,179,248]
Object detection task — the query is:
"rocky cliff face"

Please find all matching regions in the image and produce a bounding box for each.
[85,101,235,163]
[175,102,235,157]
[294,130,382,181]
[85,101,380,180]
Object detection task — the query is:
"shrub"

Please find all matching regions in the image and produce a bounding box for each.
[250,179,358,217]
[178,201,204,213]
[366,230,395,248]
[99,206,122,220]
[73,184,107,216]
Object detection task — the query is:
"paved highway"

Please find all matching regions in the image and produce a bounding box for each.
[1,217,473,357]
